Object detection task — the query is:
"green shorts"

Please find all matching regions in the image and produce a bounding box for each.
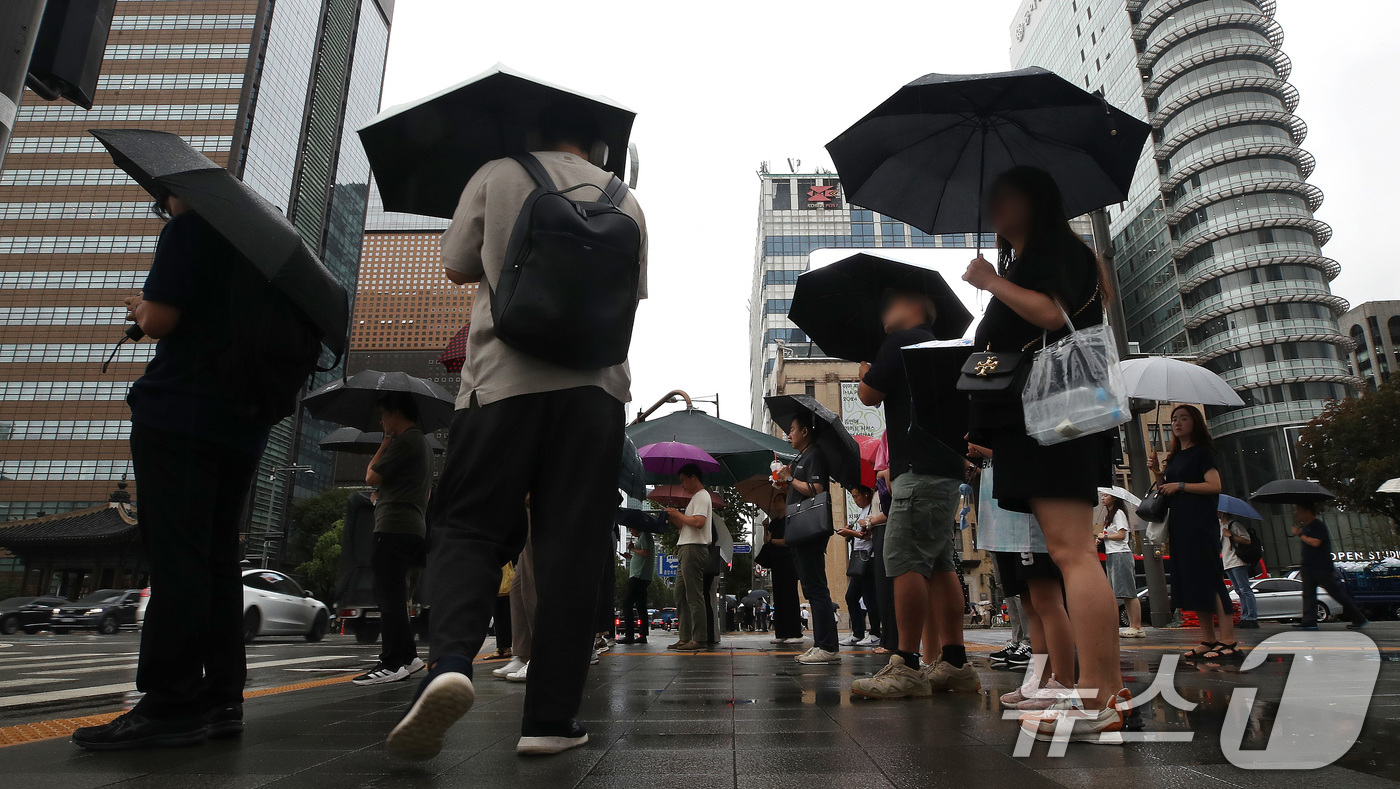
[885,472,961,577]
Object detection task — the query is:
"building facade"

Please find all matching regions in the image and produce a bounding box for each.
[0,1,394,561]
[1339,301,1400,393]
[1011,0,1363,567]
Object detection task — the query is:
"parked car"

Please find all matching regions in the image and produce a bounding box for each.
[136,587,150,627]
[51,589,141,634]
[1231,576,1341,623]
[242,569,329,644]
[0,595,70,635]
[651,608,677,631]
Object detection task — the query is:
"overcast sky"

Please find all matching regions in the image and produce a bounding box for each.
[378,0,1400,426]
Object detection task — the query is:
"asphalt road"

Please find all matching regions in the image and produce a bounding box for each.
[0,630,379,726]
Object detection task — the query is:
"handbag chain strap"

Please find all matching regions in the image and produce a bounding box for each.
[1019,283,1100,353]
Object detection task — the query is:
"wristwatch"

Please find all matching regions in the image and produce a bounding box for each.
[1177,482,1186,492]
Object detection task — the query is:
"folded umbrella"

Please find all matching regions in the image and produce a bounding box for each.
[319,426,444,455]
[88,128,348,356]
[438,323,470,374]
[1216,494,1261,520]
[764,394,863,490]
[302,370,456,432]
[788,253,973,363]
[359,63,635,219]
[1097,485,1142,509]
[826,67,1151,239]
[1250,479,1336,505]
[1118,357,1243,407]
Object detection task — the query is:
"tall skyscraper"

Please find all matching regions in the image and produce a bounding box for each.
[0,0,394,556]
[1011,0,1363,563]
[749,167,990,428]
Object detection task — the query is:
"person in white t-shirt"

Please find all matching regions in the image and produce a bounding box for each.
[1098,493,1143,637]
[1219,512,1258,628]
[838,485,883,647]
[665,463,712,651]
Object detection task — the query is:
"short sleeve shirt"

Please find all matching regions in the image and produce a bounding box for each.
[628,530,655,579]
[863,325,964,480]
[677,489,713,546]
[1104,510,1133,554]
[1300,519,1334,574]
[1221,520,1249,569]
[786,446,829,509]
[371,428,433,537]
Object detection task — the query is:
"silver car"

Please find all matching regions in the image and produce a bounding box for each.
[1231,577,1341,623]
[242,569,330,643]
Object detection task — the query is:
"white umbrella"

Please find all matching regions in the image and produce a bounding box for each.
[1118,356,1244,406]
[1378,478,1400,494]
[1097,486,1142,508]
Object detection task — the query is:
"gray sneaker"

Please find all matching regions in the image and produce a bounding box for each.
[795,647,841,665]
[923,659,982,693]
[850,655,931,699]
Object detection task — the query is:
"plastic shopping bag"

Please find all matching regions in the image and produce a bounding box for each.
[975,464,1047,553]
[1022,307,1130,446]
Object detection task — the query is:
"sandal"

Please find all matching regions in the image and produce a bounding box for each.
[1203,642,1241,659]
[1183,642,1218,659]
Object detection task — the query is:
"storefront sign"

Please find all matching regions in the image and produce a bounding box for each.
[840,381,885,438]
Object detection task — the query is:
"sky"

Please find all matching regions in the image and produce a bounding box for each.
[377,0,1400,427]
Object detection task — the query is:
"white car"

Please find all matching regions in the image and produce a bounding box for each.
[1230,576,1341,623]
[241,569,330,643]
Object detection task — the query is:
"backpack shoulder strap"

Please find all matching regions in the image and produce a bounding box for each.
[508,153,557,191]
[603,175,627,204]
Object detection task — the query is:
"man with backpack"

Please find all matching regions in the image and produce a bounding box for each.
[1220,510,1259,629]
[387,103,647,760]
[75,190,314,750]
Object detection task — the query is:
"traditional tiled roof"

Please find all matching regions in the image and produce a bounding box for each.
[0,485,138,548]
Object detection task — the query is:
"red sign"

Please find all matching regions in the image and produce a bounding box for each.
[807,184,837,203]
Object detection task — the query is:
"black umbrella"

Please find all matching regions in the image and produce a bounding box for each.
[1250,479,1337,505]
[788,253,973,363]
[764,394,863,490]
[741,590,771,605]
[358,63,635,219]
[88,128,348,356]
[620,434,646,500]
[302,370,455,432]
[318,426,444,455]
[826,67,1151,240]
[626,408,794,487]
[617,506,669,534]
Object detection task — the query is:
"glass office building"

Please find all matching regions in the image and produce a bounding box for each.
[0,0,394,563]
[1011,0,1368,566]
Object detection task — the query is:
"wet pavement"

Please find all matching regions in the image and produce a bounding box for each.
[0,623,1397,787]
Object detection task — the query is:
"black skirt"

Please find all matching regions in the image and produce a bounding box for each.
[984,426,1113,514]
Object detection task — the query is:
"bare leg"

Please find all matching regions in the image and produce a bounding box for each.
[1032,498,1122,708]
[1213,596,1235,644]
[922,580,940,660]
[1026,576,1074,685]
[1198,611,1217,646]
[1020,593,1047,686]
[1125,596,1142,631]
[928,571,964,661]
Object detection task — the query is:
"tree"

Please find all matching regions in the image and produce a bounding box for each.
[284,487,355,570]
[296,519,343,602]
[1298,379,1400,534]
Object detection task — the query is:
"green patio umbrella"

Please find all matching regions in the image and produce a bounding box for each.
[626,408,794,487]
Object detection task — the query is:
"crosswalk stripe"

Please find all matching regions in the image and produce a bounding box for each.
[24,662,137,676]
[0,678,73,690]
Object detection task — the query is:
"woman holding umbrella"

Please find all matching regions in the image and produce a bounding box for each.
[963,166,1127,735]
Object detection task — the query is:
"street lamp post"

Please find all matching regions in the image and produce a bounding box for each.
[261,464,314,569]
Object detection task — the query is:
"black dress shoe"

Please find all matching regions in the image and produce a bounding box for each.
[72,711,207,751]
[205,703,244,738]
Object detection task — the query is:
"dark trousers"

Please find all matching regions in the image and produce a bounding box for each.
[767,545,802,639]
[872,525,898,652]
[373,533,423,669]
[703,572,719,643]
[428,387,623,728]
[129,423,258,718]
[792,540,837,652]
[845,551,881,639]
[596,552,617,636]
[493,595,512,652]
[622,577,650,640]
[1300,568,1366,626]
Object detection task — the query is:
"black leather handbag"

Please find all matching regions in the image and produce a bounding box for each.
[784,492,832,548]
[846,549,870,578]
[705,518,728,575]
[956,349,1032,402]
[1137,485,1169,523]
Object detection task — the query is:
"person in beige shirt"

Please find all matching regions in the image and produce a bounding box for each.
[385,106,647,761]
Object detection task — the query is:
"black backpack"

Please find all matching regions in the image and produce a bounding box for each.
[215,260,325,426]
[1231,520,1264,568]
[492,154,643,370]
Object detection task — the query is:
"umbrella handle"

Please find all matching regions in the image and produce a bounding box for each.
[975,125,988,259]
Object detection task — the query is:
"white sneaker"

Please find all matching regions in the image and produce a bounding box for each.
[840,635,861,646]
[517,720,590,756]
[493,657,526,679]
[857,635,881,647]
[796,647,841,665]
[385,671,475,760]
[1015,675,1073,711]
[999,671,1041,708]
[404,657,426,675]
[1019,688,1131,744]
[772,636,805,645]
[589,649,600,665]
[1120,627,1146,638]
[505,661,529,682]
[353,663,410,686]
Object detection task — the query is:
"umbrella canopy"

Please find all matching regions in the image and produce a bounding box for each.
[648,485,722,510]
[735,476,786,518]
[1379,478,1400,495]
[1217,494,1262,520]
[826,67,1151,236]
[302,370,456,432]
[626,407,795,486]
[438,323,470,374]
[1097,486,1142,508]
[853,435,880,489]
[1250,479,1336,505]
[88,129,348,356]
[619,434,646,500]
[741,590,771,605]
[764,394,863,490]
[638,442,722,476]
[319,426,443,455]
[617,507,669,534]
[358,63,635,219]
[788,253,974,363]
[1118,357,1243,407]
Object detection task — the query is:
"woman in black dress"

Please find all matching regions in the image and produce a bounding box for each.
[963,166,1125,729]
[1149,404,1234,658]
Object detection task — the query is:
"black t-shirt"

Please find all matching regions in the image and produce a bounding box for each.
[1300,518,1334,574]
[786,446,828,509]
[864,324,964,480]
[127,213,270,456]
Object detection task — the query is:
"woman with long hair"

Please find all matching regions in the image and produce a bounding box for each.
[963,166,1126,741]
[1099,492,1143,637]
[1149,404,1234,658]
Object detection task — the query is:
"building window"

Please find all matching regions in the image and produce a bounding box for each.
[771,179,790,210]
[764,299,793,315]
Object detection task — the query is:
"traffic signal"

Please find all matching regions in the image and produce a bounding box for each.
[25,0,117,110]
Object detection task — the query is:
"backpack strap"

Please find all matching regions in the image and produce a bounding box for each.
[603,175,627,205]
[509,153,557,191]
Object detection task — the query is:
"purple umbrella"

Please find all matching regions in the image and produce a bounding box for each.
[638,441,722,476]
